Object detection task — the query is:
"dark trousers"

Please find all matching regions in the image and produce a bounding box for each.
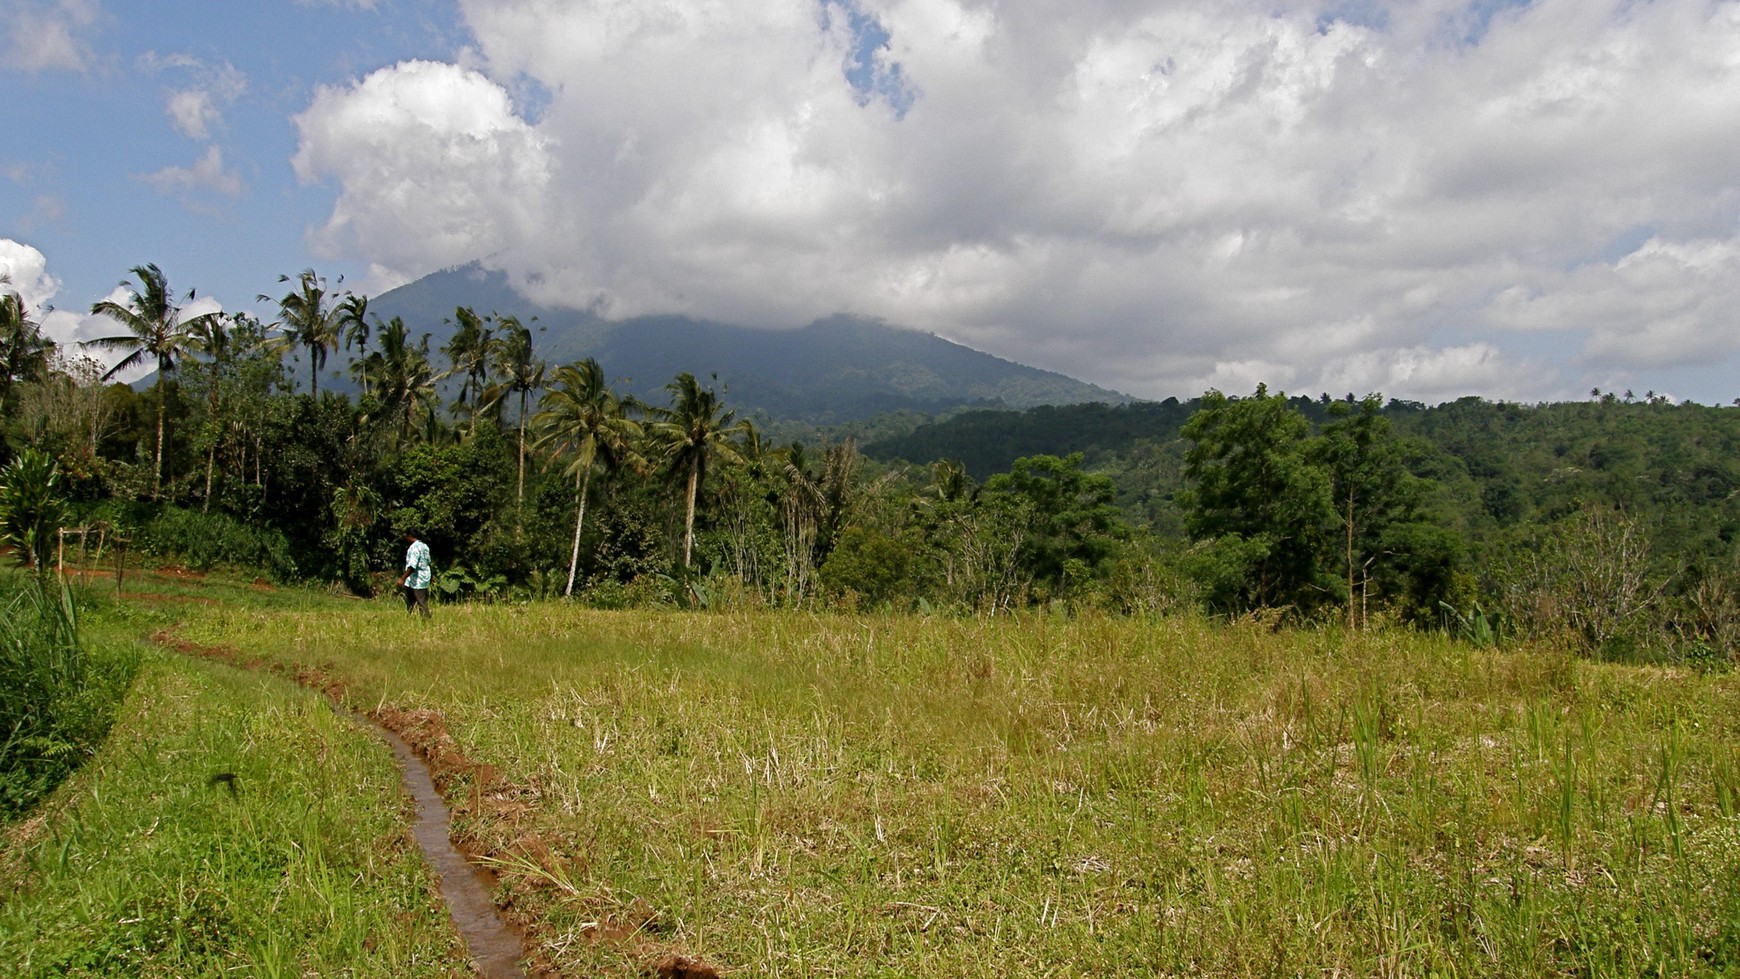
[404,585,430,618]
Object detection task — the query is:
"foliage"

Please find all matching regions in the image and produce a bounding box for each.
[84,263,223,496]
[0,574,138,819]
[0,448,71,571]
[1180,386,1336,613]
[0,290,53,411]
[819,525,911,608]
[262,268,353,396]
[128,504,299,580]
[980,452,1127,601]
[646,371,750,569]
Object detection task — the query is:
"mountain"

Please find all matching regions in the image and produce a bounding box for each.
[361,264,1130,423]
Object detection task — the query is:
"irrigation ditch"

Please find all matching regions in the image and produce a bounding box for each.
[151,628,730,979]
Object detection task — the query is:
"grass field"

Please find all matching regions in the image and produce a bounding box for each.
[144,596,1740,977]
[0,576,472,978]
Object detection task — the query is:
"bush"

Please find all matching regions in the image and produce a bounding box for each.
[0,575,139,819]
[128,505,298,581]
[0,448,71,571]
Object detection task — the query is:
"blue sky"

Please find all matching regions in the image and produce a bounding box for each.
[3,1,461,327]
[5,0,1740,405]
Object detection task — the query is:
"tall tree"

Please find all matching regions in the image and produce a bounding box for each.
[85,263,222,497]
[361,317,440,449]
[1179,385,1335,613]
[185,312,235,511]
[482,315,546,505]
[0,289,54,411]
[442,306,492,433]
[339,294,373,394]
[262,269,348,396]
[1309,394,1414,629]
[647,372,749,569]
[531,359,639,595]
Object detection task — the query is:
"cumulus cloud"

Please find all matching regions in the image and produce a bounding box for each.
[2,0,100,74]
[141,145,245,201]
[0,239,132,377]
[0,239,63,315]
[290,0,1740,401]
[291,59,553,278]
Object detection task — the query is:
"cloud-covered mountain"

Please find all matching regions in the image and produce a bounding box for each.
[367,264,1129,422]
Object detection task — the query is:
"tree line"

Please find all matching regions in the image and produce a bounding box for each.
[3,264,1739,664]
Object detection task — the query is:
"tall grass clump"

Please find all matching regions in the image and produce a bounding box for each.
[0,573,138,818]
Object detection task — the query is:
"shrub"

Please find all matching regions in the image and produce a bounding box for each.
[0,575,139,819]
[0,448,71,572]
[128,505,298,581]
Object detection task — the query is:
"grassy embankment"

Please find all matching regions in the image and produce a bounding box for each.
[0,571,471,977]
[155,598,1740,977]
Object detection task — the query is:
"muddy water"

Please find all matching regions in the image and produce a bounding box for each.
[368,718,530,979]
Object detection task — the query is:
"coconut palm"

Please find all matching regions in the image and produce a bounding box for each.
[339,294,372,393]
[531,359,640,595]
[85,263,222,497]
[647,372,750,569]
[442,305,492,432]
[262,269,347,396]
[187,312,234,512]
[482,315,546,505]
[361,317,440,448]
[0,289,53,410]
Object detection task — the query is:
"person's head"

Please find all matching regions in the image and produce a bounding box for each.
[404,529,420,543]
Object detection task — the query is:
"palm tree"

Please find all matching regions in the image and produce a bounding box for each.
[187,312,234,512]
[647,372,749,569]
[361,317,440,449]
[531,359,640,595]
[0,289,54,410]
[339,294,372,394]
[262,269,347,396]
[85,263,222,497]
[482,315,546,505]
[442,305,492,432]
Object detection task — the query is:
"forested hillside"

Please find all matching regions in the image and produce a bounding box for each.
[3,265,1738,666]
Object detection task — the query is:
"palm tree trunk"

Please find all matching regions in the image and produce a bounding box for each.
[565,467,592,596]
[203,442,215,513]
[682,461,699,569]
[153,378,166,499]
[516,390,527,506]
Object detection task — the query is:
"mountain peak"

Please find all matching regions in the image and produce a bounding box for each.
[369,265,1130,422]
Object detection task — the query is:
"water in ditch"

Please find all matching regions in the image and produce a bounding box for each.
[369,719,530,979]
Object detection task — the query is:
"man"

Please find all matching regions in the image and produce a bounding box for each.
[400,530,432,619]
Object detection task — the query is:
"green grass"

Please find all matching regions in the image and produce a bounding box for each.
[0,642,471,977]
[169,601,1740,977]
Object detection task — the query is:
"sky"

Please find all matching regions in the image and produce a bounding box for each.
[4,0,1740,406]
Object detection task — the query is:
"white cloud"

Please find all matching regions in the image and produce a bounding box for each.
[141,145,245,200]
[0,239,62,311]
[2,0,100,74]
[291,59,553,288]
[163,62,245,141]
[290,0,1740,401]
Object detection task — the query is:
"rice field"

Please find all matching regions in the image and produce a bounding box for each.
[148,598,1740,977]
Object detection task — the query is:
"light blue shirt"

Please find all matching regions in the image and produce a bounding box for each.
[404,539,432,590]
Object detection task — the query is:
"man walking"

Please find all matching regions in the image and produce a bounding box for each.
[401,530,432,619]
